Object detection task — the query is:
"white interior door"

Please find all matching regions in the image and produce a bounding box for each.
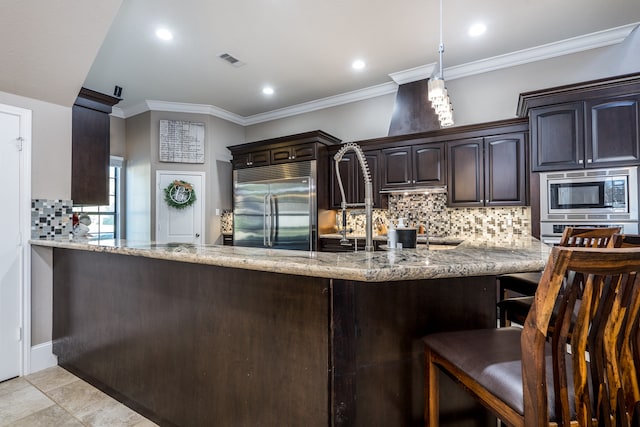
[0,106,24,381]
[156,171,205,244]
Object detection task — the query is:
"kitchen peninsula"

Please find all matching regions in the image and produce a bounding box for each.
[34,236,549,427]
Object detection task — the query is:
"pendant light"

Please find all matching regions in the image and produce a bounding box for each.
[427,0,454,127]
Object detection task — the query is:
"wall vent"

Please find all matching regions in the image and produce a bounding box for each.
[218,53,245,68]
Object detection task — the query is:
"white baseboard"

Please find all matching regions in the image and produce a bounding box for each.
[30,341,58,373]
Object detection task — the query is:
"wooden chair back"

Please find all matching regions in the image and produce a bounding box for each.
[610,233,640,249]
[522,246,640,427]
[497,226,621,328]
[558,226,621,247]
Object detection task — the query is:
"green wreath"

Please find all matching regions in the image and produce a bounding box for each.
[164,180,197,209]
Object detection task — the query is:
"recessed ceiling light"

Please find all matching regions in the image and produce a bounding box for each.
[262,87,274,95]
[468,23,486,37]
[156,28,173,41]
[352,59,366,70]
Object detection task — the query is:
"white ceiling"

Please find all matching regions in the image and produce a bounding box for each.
[3,1,640,121]
[0,0,122,108]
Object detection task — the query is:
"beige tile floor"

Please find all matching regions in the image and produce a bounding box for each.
[0,366,158,427]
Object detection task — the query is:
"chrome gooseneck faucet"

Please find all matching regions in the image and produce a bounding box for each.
[334,142,374,252]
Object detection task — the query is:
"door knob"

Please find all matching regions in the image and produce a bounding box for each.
[195,233,200,238]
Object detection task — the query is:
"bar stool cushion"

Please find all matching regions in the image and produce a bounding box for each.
[423,327,578,421]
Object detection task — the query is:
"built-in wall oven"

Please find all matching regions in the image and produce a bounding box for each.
[540,166,639,244]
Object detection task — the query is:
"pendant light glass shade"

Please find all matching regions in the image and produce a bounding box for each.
[427,78,445,103]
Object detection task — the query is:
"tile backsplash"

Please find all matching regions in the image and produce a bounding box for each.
[31,199,73,239]
[220,193,530,239]
[333,193,530,238]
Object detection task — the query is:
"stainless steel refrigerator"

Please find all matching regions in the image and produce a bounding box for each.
[233,161,316,251]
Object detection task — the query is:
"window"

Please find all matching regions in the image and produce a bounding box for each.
[73,157,123,241]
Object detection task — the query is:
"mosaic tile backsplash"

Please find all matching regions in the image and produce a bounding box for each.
[31,199,73,239]
[220,193,530,239]
[342,193,530,238]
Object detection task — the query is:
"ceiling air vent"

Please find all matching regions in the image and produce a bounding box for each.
[218,53,245,68]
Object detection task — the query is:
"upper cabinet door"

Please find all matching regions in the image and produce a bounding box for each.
[381,147,412,188]
[72,104,110,205]
[270,143,317,164]
[530,102,584,172]
[412,143,446,186]
[233,150,270,169]
[484,133,526,206]
[586,94,640,167]
[71,88,119,206]
[447,138,484,207]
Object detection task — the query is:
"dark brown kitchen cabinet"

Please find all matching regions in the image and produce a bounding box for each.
[530,102,584,171]
[271,143,317,164]
[413,143,446,186]
[448,133,526,207]
[232,150,270,169]
[529,97,640,171]
[519,73,640,172]
[330,150,382,209]
[381,141,445,189]
[448,139,483,207]
[228,131,340,171]
[72,87,120,205]
[484,133,527,206]
[586,94,640,167]
[381,147,411,187]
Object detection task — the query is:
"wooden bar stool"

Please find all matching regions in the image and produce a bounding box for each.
[424,245,640,426]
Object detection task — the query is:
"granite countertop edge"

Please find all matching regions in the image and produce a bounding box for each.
[30,236,551,282]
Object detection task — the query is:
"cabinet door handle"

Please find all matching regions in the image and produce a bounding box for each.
[578,159,583,164]
[587,158,593,163]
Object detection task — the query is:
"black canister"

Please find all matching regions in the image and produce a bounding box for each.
[395,228,417,248]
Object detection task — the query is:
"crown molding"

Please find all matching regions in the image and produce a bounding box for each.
[145,100,246,125]
[444,22,638,80]
[388,63,437,85]
[113,101,150,119]
[243,82,398,125]
[114,22,638,124]
[110,106,125,119]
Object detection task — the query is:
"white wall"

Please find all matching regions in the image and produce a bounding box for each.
[245,94,396,143]
[0,91,71,200]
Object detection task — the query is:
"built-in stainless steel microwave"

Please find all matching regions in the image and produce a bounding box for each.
[540,167,638,222]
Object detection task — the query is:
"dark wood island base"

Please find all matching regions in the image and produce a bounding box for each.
[53,248,498,427]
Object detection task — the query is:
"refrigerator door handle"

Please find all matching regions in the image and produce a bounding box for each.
[263,193,270,247]
[270,194,276,246]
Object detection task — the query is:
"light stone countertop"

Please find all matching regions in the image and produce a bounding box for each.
[30,235,551,282]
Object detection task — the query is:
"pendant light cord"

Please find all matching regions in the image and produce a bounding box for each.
[438,0,444,79]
